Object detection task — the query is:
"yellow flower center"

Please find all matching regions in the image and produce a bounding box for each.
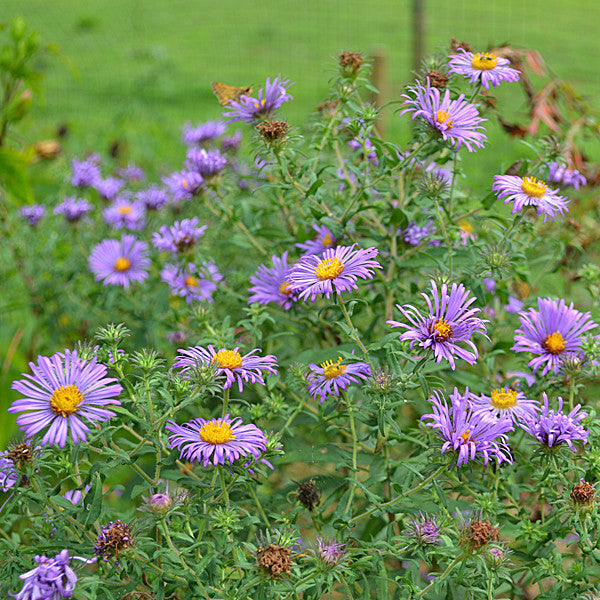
[182,179,189,190]
[117,206,133,215]
[459,220,474,235]
[321,357,347,380]
[185,275,197,287]
[436,110,454,129]
[114,257,131,272]
[315,256,344,281]
[471,52,498,71]
[490,387,518,410]
[520,176,547,199]
[432,318,453,341]
[321,232,334,248]
[542,331,566,355]
[50,384,84,417]
[199,419,236,445]
[211,349,243,370]
[279,281,292,296]
[459,429,471,443]
[254,98,267,110]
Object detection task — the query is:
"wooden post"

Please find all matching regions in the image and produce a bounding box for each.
[413,0,425,74]
[371,46,388,139]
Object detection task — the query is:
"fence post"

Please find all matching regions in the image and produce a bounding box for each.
[371,46,388,138]
[413,0,425,73]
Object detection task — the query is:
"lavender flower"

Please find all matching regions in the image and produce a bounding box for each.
[152,217,207,253]
[470,387,539,424]
[71,155,101,187]
[94,176,124,201]
[223,76,293,124]
[306,357,371,403]
[505,295,523,314]
[548,162,586,189]
[521,393,588,452]
[348,136,378,165]
[173,345,278,392]
[161,261,222,304]
[0,456,19,492]
[103,197,146,230]
[9,350,122,448]
[492,174,569,222]
[115,163,146,182]
[482,278,496,294]
[401,79,487,152]
[388,281,488,370]
[182,120,227,146]
[221,130,243,152]
[54,196,93,222]
[186,147,227,179]
[166,414,267,466]
[248,251,298,310]
[288,244,381,302]
[316,537,347,567]
[421,388,513,466]
[512,297,597,375]
[136,184,169,210]
[447,48,520,89]
[296,224,338,256]
[10,549,95,600]
[407,512,441,545]
[88,234,150,288]
[162,169,204,202]
[401,220,437,246]
[20,205,46,227]
[64,485,91,505]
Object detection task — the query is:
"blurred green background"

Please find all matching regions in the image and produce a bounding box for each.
[1,0,599,446]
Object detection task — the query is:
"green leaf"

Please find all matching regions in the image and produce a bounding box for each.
[0,147,33,205]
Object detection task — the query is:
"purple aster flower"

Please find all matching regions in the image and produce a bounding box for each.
[54,196,93,223]
[505,295,523,314]
[0,456,19,492]
[248,251,298,310]
[336,162,359,192]
[548,162,587,189]
[103,197,146,230]
[492,174,569,222]
[401,220,437,246]
[64,484,91,505]
[182,120,227,146]
[223,75,293,124]
[10,549,95,600]
[9,350,122,448]
[185,147,227,179]
[88,234,150,288]
[296,224,338,256]
[173,345,278,392]
[401,78,487,152]
[115,163,146,182]
[348,137,378,165]
[448,48,520,90]
[288,244,381,302]
[20,205,46,227]
[162,169,204,202]
[136,184,169,210]
[152,217,207,253]
[407,512,441,545]
[221,130,243,152]
[483,277,496,294]
[166,414,267,467]
[316,537,347,567]
[71,155,101,187]
[161,261,222,304]
[470,387,539,424]
[306,357,371,403]
[388,280,488,370]
[505,370,536,388]
[421,388,514,466]
[521,393,588,452]
[165,330,188,346]
[512,297,597,375]
[94,176,124,201]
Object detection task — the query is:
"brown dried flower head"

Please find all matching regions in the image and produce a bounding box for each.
[94,520,135,563]
[6,441,35,471]
[256,120,289,143]
[450,37,472,52]
[426,70,449,90]
[297,479,321,511]
[462,519,499,551]
[257,543,292,579]
[571,480,595,506]
[316,100,339,118]
[339,51,364,76]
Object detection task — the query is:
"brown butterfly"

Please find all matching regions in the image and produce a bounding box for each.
[211,81,253,106]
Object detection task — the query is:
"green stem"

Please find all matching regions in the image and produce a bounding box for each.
[344,394,359,516]
[568,375,576,411]
[337,294,369,360]
[247,482,270,526]
[222,387,230,418]
[417,555,462,596]
[499,212,526,247]
[434,199,453,276]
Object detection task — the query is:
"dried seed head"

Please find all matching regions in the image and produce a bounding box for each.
[257,543,292,579]
[462,519,499,550]
[426,70,449,89]
[571,480,595,506]
[338,51,364,77]
[316,100,339,118]
[450,37,472,52]
[94,520,135,563]
[256,120,289,143]
[297,480,321,511]
[6,441,35,471]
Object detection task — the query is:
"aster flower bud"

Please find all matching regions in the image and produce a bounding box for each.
[95,323,131,345]
[316,537,347,568]
[338,50,364,78]
[407,512,441,546]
